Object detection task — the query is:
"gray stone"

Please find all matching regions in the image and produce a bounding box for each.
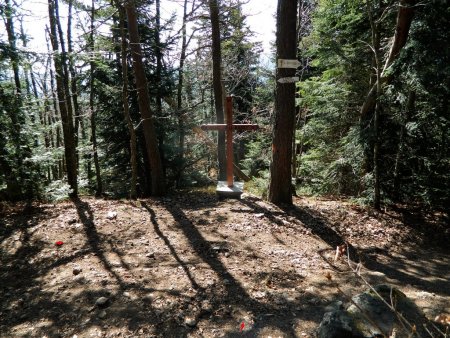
[317,285,431,338]
[95,297,110,308]
[184,316,197,327]
[201,300,212,313]
[347,284,429,338]
[317,310,363,338]
[72,266,82,275]
[98,310,107,319]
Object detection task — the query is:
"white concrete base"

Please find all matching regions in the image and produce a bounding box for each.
[216,181,244,199]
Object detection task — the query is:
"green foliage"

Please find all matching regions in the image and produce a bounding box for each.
[297,0,449,210]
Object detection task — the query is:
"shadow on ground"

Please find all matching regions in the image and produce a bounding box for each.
[0,193,448,337]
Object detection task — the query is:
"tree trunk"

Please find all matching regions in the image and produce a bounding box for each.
[176,0,189,186]
[208,0,226,181]
[89,0,102,196]
[268,0,297,205]
[118,4,138,199]
[46,37,64,179]
[154,0,166,178]
[367,1,382,210]
[360,0,416,122]
[47,0,78,196]
[124,0,165,196]
[4,0,21,95]
[67,0,82,158]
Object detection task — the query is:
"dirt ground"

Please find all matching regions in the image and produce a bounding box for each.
[1,189,449,338]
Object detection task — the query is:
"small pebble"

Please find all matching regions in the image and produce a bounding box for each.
[95,297,109,308]
[185,317,197,327]
[72,266,82,275]
[98,310,107,319]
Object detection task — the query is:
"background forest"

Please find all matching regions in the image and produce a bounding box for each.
[0,0,448,211]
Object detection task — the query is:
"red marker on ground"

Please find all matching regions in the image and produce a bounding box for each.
[55,241,64,246]
[240,321,245,332]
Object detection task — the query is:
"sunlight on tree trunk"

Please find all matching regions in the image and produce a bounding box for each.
[124,0,165,196]
[208,0,227,181]
[268,0,297,205]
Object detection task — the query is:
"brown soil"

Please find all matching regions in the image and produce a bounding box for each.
[1,189,449,338]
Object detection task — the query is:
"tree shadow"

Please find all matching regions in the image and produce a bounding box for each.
[239,197,359,260]
[150,199,323,337]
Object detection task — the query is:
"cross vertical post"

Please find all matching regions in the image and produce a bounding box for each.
[226,96,233,187]
[200,96,259,198]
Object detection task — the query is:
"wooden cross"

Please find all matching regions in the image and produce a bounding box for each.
[201,96,259,189]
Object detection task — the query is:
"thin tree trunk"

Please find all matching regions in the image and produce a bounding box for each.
[208,0,226,181]
[89,0,102,196]
[268,0,297,205]
[118,4,138,199]
[176,0,189,186]
[4,0,21,95]
[67,0,82,156]
[360,0,416,122]
[154,0,165,177]
[124,0,165,196]
[47,0,78,196]
[367,0,382,210]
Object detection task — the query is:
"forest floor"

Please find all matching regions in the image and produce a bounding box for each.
[0,189,449,338]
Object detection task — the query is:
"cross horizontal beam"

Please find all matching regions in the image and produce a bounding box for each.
[201,96,259,189]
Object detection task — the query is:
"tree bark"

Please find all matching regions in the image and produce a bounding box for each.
[4,0,21,95]
[124,0,165,196]
[118,4,138,199]
[360,0,416,122]
[367,0,382,210]
[176,0,189,186]
[208,0,226,181]
[67,0,82,157]
[268,0,297,205]
[89,0,102,196]
[47,0,78,196]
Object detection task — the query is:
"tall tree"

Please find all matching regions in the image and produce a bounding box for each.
[208,0,226,181]
[89,0,102,196]
[268,0,297,205]
[360,0,416,209]
[117,3,138,199]
[47,0,78,196]
[124,0,165,196]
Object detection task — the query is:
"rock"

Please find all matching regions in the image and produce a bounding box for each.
[95,297,110,308]
[106,211,117,220]
[184,316,197,327]
[98,310,107,319]
[317,310,363,338]
[142,293,154,302]
[317,285,432,338]
[201,300,212,313]
[347,284,429,337]
[146,252,155,259]
[72,266,82,275]
[324,300,344,312]
[67,217,77,224]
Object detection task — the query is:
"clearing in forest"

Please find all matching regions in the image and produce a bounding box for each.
[0,190,448,337]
